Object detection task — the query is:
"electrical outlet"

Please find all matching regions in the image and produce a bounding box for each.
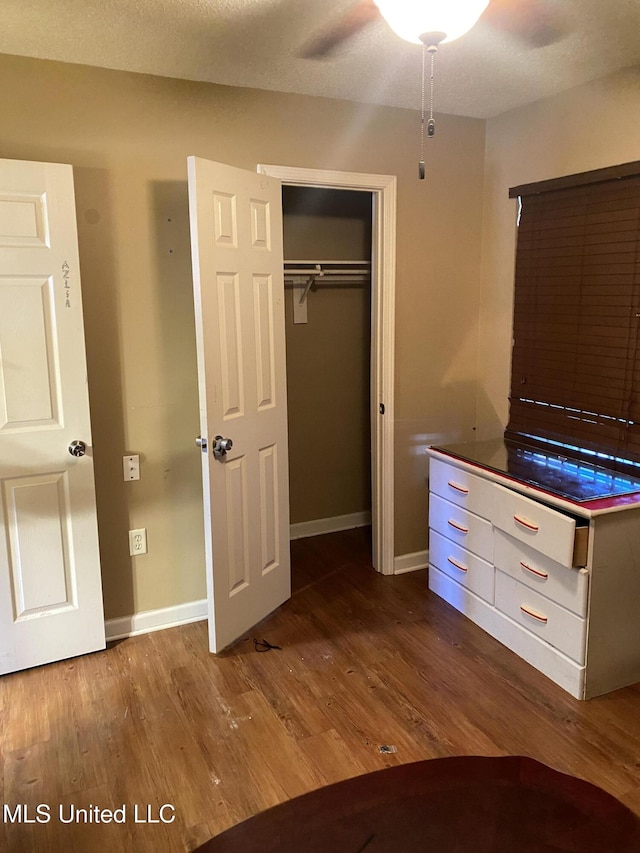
[123,455,140,481]
[129,528,147,556]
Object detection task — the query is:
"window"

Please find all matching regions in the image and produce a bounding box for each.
[506,162,640,472]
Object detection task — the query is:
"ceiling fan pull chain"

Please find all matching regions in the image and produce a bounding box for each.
[428,48,436,138]
[419,45,437,180]
[419,43,426,179]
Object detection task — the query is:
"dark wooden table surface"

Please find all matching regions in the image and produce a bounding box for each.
[197,755,640,852]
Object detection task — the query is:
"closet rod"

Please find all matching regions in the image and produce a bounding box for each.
[284,259,371,265]
[284,260,370,274]
[284,275,369,306]
[283,262,371,308]
[284,278,369,286]
[284,269,370,277]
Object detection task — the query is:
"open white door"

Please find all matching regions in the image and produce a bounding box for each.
[188,157,290,653]
[0,158,105,674]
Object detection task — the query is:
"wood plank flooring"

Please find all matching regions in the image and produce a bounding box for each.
[3,527,640,851]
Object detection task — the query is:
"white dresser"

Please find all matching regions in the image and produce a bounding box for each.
[428,446,640,699]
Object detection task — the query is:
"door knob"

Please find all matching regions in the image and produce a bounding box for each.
[68,440,87,457]
[213,435,233,460]
[195,436,208,452]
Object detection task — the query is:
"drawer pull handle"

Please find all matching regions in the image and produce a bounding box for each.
[448,481,469,495]
[447,556,468,573]
[520,604,548,624]
[520,561,548,580]
[447,519,469,534]
[514,514,539,532]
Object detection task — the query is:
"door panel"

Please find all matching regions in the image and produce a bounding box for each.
[5,471,78,616]
[188,157,290,653]
[0,276,63,429]
[259,443,279,574]
[254,275,277,409]
[0,158,104,674]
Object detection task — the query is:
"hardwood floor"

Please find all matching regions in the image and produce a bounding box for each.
[3,527,640,852]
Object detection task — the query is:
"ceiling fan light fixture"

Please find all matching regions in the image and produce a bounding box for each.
[373,0,490,45]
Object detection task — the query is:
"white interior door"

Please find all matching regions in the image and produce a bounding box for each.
[0,158,105,675]
[188,157,291,653]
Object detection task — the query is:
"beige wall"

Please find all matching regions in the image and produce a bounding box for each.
[478,67,640,441]
[283,188,372,524]
[0,53,486,618]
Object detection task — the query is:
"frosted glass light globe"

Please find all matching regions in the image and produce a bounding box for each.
[373,0,490,45]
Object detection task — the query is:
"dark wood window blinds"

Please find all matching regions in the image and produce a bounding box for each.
[506,167,640,471]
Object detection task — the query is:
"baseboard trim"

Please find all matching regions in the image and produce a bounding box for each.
[394,550,429,575]
[290,511,372,541]
[104,545,425,641]
[105,599,207,642]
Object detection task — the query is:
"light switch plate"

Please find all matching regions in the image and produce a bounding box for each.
[123,455,140,481]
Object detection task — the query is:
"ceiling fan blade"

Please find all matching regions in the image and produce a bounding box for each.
[299,0,381,59]
[481,0,572,48]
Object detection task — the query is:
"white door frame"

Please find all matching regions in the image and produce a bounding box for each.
[257,164,396,575]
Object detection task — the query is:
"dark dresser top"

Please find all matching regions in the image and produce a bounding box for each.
[430,439,640,504]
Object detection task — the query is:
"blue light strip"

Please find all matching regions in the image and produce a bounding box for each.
[517,432,640,474]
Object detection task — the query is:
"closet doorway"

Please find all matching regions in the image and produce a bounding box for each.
[283,185,372,561]
[258,165,397,575]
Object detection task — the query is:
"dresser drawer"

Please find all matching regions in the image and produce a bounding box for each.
[495,571,587,664]
[429,457,494,518]
[429,493,493,561]
[429,529,495,604]
[491,483,588,568]
[494,530,589,617]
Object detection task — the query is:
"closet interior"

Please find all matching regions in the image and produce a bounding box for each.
[282,185,374,563]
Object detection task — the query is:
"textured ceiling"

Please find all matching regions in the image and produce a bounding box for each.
[3,0,640,119]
